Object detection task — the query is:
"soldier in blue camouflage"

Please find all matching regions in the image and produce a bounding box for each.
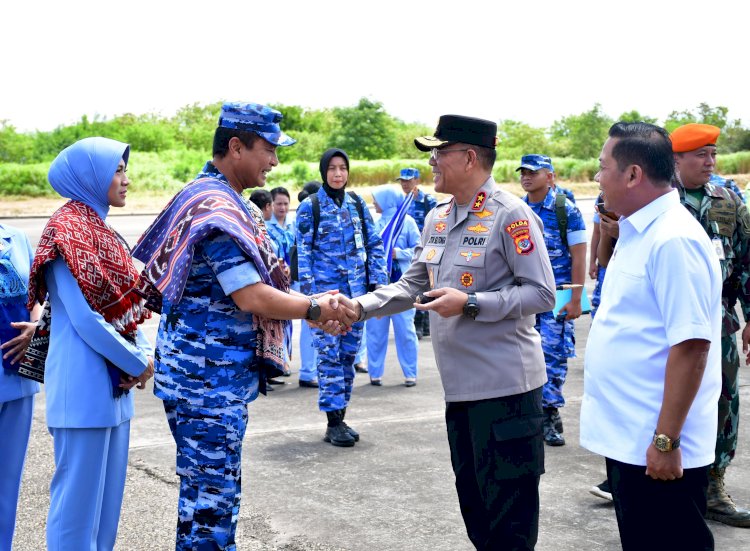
[135,103,349,550]
[297,148,388,447]
[672,123,750,527]
[519,154,587,447]
[711,173,746,203]
[397,168,437,338]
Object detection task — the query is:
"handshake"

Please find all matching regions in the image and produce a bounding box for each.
[306,291,363,335]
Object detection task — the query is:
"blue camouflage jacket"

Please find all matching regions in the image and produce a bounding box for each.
[296,188,388,296]
[407,189,438,233]
[524,187,586,285]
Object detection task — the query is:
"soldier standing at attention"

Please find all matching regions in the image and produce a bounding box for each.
[296,148,388,447]
[133,102,350,550]
[345,115,556,550]
[518,154,587,447]
[672,122,750,528]
[397,167,437,338]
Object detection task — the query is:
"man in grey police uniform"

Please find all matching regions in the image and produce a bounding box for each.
[346,115,556,550]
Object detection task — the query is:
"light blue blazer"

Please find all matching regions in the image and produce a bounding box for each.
[44,258,151,428]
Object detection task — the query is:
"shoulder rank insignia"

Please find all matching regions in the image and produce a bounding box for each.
[467,222,489,234]
[505,219,535,255]
[426,248,437,260]
[437,199,454,219]
[434,222,447,233]
[460,251,481,262]
[471,191,487,211]
[460,272,474,287]
[473,208,493,219]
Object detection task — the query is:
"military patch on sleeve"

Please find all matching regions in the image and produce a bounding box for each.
[505,219,535,255]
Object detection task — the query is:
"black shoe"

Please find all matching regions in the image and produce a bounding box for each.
[266,384,275,392]
[354,363,368,373]
[543,410,565,446]
[370,378,382,386]
[324,424,356,447]
[589,480,613,501]
[267,378,285,385]
[299,379,319,388]
[546,407,563,433]
[341,421,360,442]
[404,379,417,387]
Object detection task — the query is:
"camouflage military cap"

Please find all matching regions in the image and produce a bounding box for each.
[394,167,420,181]
[516,154,554,173]
[218,102,296,147]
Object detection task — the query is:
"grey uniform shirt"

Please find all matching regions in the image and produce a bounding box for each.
[358,177,555,402]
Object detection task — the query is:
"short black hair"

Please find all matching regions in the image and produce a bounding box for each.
[213,127,262,158]
[608,122,674,187]
[270,186,290,200]
[298,181,321,202]
[249,189,272,210]
[457,144,495,171]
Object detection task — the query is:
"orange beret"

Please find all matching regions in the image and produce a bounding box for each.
[670,123,720,153]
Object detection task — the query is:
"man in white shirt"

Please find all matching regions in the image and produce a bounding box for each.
[580,122,722,550]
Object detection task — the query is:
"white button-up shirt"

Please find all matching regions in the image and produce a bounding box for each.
[580,190,722,468]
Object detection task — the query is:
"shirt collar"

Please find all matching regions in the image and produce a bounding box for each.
[523,186,555,209]
[623,189,679,234]
[0,225,13,238]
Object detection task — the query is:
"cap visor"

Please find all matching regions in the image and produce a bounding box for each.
[414,136,449,152]
[516,164,541,171]
[261,131,296,147]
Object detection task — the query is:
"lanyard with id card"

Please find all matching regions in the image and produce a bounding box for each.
[712,237,725,260]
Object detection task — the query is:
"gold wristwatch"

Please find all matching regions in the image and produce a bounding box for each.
[652,431,681,452]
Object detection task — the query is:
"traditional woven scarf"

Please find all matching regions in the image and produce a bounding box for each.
[27,201,150,332]
[132,172,290,383]
[27,201,151,393]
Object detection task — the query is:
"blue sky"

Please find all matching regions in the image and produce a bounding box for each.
[2,0,748,132]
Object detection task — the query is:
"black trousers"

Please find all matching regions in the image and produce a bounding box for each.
[446,388,545,551]
[606,458,714,551]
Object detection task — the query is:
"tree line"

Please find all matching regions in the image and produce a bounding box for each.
[2,99,749,166]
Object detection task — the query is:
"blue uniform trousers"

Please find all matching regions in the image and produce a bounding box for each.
[355,329,367,365]
[591,266,606,319]
[312,322,362,411]
[366,309,419,380]
[0,395,34,551]
[47,422,130,551]
[298,321,318,382]
[535,312,576,409]
[164,402,248,551]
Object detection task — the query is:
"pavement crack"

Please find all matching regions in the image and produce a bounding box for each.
[129,457,178,486]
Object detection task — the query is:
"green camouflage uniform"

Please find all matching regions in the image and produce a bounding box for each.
[678,181,750,470]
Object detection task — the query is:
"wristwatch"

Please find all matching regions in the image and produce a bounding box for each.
[652,431,681,452]
[306,298,321,321]
[463,293,479,320]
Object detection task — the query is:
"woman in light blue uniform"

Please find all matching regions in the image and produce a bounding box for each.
[28,137,154,550]
[366,185,421,386]
[0,224,42,551]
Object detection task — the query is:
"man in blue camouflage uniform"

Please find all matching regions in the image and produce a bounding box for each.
[534,154,576,203]
[519,154,587,446]
[397,167,437,338]
[711,173,746,203]
[672,123,750,527]
[297,148,388,446]
[135,103,348,550]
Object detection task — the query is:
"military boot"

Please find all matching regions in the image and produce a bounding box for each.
[547,407,563,433]
[543,408,565,446]
[340,407,360,442]
[706,467,750,527]
[324,410,355,447]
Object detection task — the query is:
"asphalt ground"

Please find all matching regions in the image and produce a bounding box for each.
[5,203,750,550]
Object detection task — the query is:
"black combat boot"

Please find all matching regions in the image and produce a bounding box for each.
[324,410,355,447]
[340,407,360,442]
[543,407,565,446]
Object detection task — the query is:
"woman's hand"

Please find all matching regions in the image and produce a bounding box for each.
[0,321,38,365]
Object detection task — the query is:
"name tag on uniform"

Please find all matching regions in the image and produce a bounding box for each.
[712,237,725,260]
[354,232,364,249]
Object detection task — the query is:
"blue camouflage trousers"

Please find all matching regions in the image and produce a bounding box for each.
[164,401,248,551]
[715,333,740,470]
[590,266,606,319]
[312,321,363,411]
[536,311,576,409]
